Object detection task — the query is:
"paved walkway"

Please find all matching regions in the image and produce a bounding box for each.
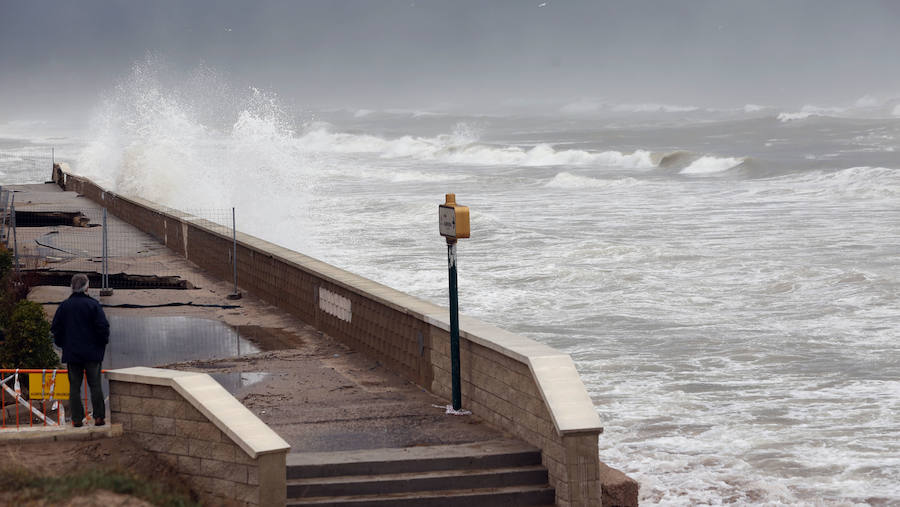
[9,183,507,453]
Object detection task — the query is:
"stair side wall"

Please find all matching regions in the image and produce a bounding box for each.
[109,376,288,506]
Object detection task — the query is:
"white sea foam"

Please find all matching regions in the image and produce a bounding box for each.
[612,103,699,113]
[680,156,744,174]
[798,167,900,198]
[382,108,445,118]
[294,124,656,168]
[778,105,846,122]
[75,56,323,255]
[378,169,463,183]
[777,111,818,122]
[545,172,640,189]
[443,144,656,168]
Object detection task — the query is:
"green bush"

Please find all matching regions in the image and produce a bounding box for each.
[0,299,58,369]
[0,246,16,330]
[0,246,12,280]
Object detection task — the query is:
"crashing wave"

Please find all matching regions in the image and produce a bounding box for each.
[778,105,846,122]
[680,156,745,175]
[777,111,820,122]
[294,124,657,168]
[655,150,747,175]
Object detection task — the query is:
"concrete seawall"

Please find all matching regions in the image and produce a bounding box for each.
[54,164,637,507]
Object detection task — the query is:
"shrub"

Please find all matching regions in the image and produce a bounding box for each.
[0,299,58,369]
[0,246,12,280]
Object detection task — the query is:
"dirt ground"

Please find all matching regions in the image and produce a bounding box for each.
[0,435,178,506]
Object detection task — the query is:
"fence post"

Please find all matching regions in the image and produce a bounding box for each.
[100,208,113,296]
[227,207,241,300]
[0,186,5,247]
[11,195,18,272]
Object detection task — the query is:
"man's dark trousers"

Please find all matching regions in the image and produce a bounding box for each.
[67,362,104,425]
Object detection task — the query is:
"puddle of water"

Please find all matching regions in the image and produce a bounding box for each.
[210,372,269,393]
[104,315,260,369]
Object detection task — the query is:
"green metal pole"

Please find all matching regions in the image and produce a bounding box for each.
[447,239,461,410]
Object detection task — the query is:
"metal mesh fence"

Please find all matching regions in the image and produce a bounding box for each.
[182,208,240,296]
[0,188,13,253]
[10,203,237,293]
[0,149,54,185]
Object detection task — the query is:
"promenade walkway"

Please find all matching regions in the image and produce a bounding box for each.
[11,182,506,451]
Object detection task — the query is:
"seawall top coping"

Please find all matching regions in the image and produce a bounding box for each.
[107,366,291,459]
[65,170,602,436]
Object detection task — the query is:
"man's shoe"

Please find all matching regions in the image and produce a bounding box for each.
[94,417,105,427]
[73,421,83,428]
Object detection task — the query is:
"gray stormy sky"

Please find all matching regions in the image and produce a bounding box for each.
[2,0,900,121]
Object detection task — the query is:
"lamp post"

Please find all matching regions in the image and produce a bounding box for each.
[438,193,469,410]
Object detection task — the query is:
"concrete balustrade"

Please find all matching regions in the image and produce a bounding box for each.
[56,164,636,507]
[108,367,290,506]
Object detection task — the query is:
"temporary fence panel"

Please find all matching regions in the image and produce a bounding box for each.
[182,208,240,297]
[0,187,9,247]
[7,204,237,291]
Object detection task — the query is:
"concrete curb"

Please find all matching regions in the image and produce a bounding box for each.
[0,423,123,444]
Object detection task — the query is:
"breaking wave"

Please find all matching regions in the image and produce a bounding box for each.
[293,123,657,168]
[778,105,846,122]
[680,156,745,175]
[75,56,323,255]
[558,101,701,115]
[656,150,749,175]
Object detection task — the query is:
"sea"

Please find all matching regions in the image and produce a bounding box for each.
[1,66,898,505]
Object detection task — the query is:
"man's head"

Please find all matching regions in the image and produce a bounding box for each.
[71,273,89,293]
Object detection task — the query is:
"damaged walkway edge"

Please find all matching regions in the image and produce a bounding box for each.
[53,163,638,507]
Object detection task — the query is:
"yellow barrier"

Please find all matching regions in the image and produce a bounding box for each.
[28,372,70,400]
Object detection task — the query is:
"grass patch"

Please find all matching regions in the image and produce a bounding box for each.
[0,465,199,506]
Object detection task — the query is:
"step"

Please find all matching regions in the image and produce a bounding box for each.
[286,484,556,507]
[287,439,542,479]
[288,465,548,498]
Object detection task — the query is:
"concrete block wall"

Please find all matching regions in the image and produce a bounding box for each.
[108,367,290,506]
[429,333,601,505]
[56,166,635,507]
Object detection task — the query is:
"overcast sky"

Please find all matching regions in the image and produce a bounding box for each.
[2,0,900,120]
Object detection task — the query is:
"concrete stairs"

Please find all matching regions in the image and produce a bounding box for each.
[286,439,555,506]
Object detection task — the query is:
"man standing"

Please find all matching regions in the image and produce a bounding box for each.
[51,274,110,427]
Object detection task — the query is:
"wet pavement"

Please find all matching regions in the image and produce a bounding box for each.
[16,182,508,453]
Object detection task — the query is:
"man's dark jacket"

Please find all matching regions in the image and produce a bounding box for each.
[51,292,110,363]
